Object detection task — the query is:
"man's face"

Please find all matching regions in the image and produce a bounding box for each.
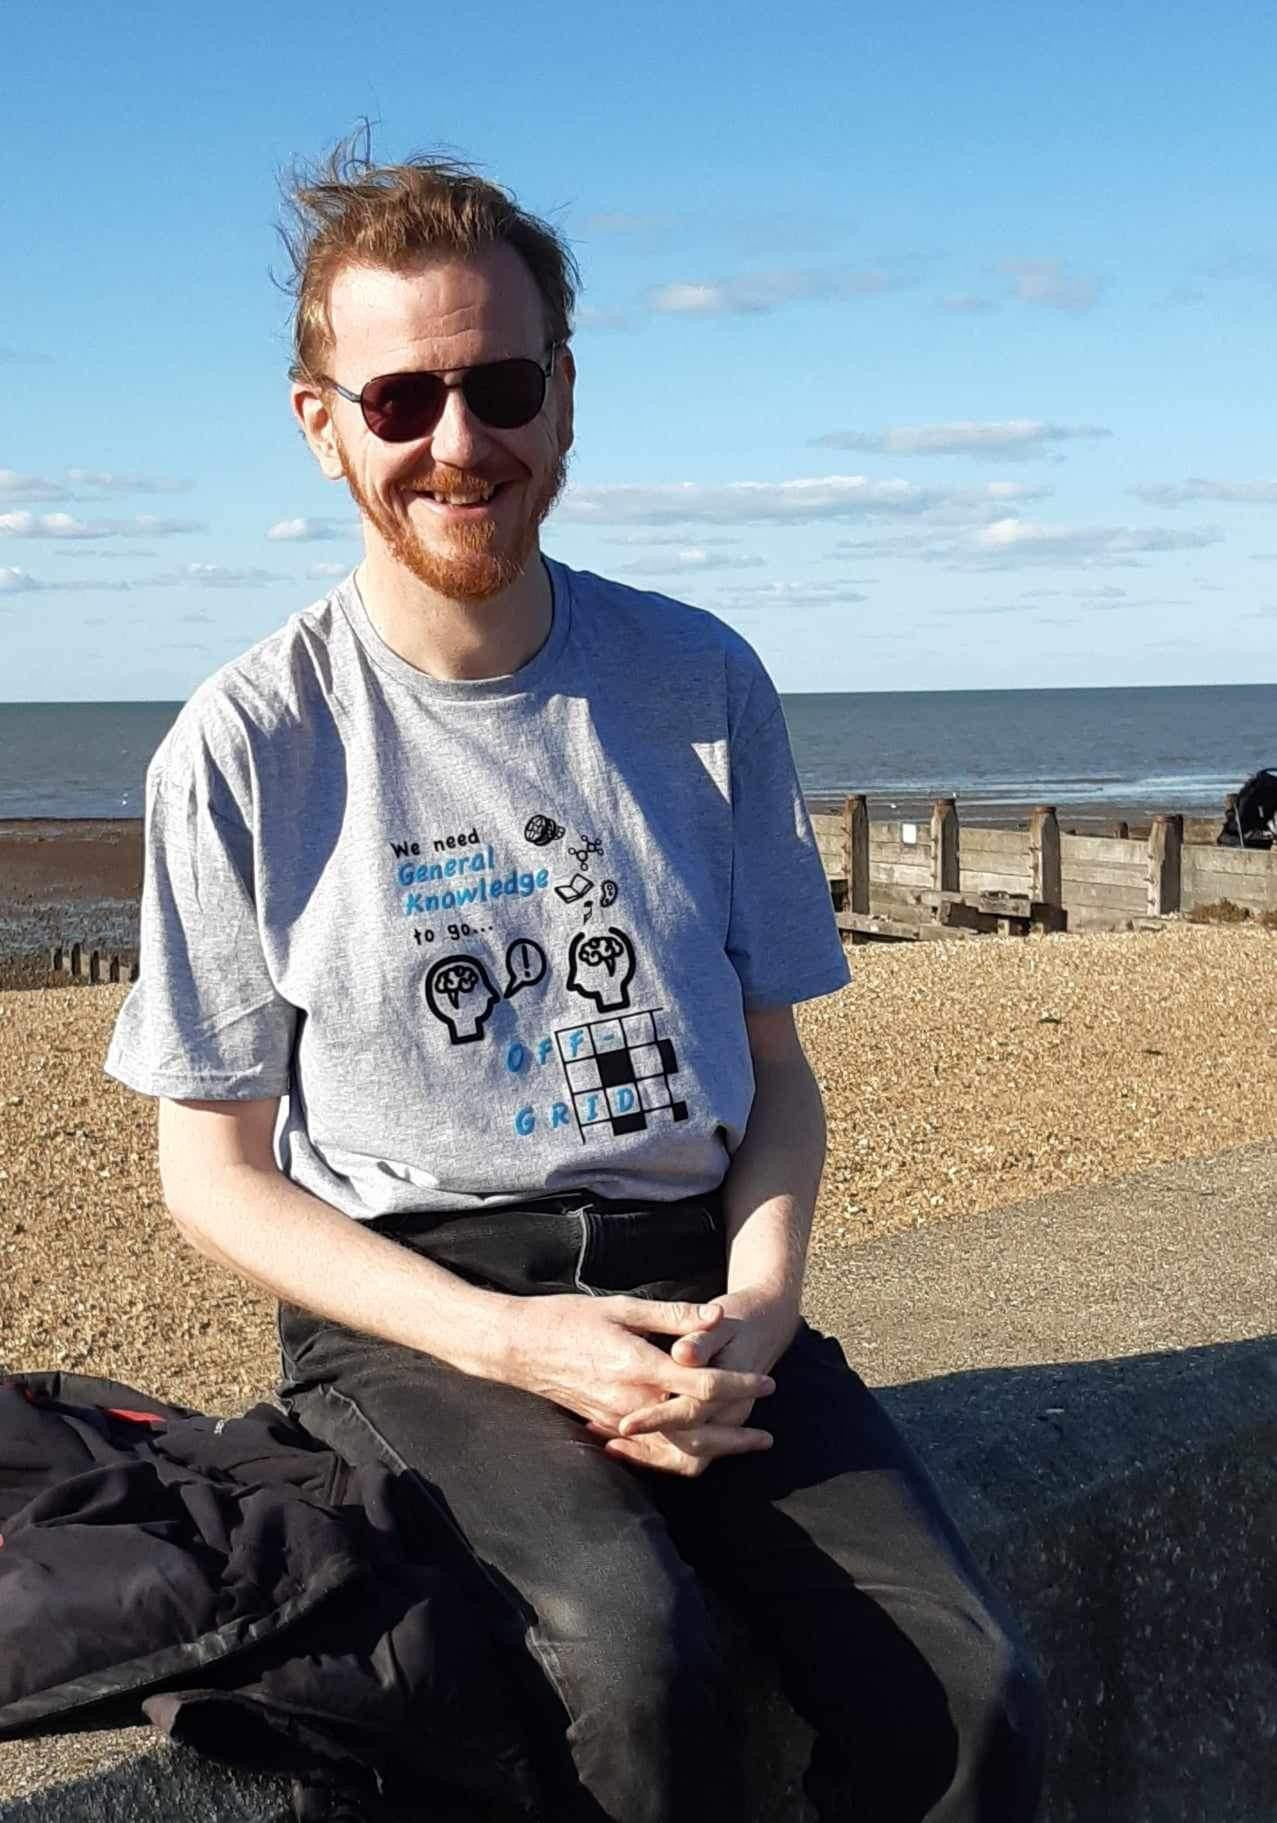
[299,245,574,602]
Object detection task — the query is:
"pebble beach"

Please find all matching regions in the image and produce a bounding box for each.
[1,921,1273,1415]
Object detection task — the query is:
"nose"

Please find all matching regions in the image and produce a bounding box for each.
[427,381,491,470]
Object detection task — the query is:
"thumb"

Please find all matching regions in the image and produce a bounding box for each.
[610,1298,724,1337]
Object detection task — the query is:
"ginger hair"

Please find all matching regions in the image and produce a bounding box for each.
[278,126,579,380]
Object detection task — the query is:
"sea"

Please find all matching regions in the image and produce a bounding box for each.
[1,685,1275,824]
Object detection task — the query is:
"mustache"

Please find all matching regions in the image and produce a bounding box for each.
[407,471,512,495]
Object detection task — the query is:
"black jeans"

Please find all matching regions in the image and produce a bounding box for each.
[276,1194,1045,1823]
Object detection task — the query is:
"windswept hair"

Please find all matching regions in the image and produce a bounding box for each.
[277,124,580,380]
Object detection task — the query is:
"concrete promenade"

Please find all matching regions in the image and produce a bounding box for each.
[2,1141,1274,1821]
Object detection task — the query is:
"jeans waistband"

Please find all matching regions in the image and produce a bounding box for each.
[368,1192,726,1303]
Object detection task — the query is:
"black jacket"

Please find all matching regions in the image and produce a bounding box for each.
[0,1372,542,1821]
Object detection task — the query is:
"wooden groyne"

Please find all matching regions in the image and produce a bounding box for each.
[810,797,1277,940]
[10,801,1277,984]
[48,943,139,984]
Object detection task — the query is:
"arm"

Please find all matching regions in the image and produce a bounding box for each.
[158,1096,773,1441]
[600,1003,828,1461]
[719,1000,827,1344]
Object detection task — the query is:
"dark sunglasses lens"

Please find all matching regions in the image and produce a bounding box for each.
[463,358,547,429]
[360,373,446,442]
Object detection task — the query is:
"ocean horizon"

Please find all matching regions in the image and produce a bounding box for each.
[2,682,1275,823]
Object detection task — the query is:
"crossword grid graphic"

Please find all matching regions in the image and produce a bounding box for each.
[555,1009,688,1141]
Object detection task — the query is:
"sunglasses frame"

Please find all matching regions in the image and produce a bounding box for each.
[318,342,563,442]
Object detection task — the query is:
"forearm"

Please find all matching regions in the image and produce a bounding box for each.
[169,1163,515,1381]
[721,1044,827,1319]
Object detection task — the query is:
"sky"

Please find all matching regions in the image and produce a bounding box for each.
[3,0,1275,700]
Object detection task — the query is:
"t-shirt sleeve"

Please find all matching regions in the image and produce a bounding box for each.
[104,710,297,1101]
[725,676,851,1009]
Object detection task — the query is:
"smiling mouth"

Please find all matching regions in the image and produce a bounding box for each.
[415,481,507,507]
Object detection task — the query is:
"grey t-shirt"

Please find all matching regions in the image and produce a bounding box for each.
[105,558,849,1217]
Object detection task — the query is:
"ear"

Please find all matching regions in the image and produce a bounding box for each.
[291,380,346,481]
[556,344,576,456]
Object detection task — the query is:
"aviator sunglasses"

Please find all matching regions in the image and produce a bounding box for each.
[319,342,563,443]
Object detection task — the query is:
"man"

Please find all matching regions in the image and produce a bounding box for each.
[106,143,1044,1822]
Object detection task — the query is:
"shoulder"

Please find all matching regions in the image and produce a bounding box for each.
[151,584,354,783]
[552,560,777,735]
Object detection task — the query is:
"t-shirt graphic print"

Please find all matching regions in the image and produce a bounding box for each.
[105,559,849,1219]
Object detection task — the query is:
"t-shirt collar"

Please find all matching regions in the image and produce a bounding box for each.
[336,555,571,703]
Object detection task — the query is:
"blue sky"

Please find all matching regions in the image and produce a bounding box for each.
[4,0,1275,700]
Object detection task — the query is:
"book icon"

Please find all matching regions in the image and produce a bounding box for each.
[555,872,594,904]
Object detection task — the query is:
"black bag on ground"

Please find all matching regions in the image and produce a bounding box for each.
[1218,769,1277,847]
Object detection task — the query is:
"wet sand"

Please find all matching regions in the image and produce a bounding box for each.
[0,799,1228,988]
[0,821,142,988]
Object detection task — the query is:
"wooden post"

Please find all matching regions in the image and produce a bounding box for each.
[1030,806,1062,911]
[931,797,959,895]
[842,794,870,914]
[1148,814,1183,915]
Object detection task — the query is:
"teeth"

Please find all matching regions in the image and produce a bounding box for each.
[424,486,496,505]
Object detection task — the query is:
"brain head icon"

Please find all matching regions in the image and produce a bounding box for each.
[567,927,636,1012]
[424,954,499,1044]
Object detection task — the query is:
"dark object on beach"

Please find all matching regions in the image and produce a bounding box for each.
[1217,769,1277,848]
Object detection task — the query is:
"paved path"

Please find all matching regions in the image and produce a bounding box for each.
[3,1141,1274,1819]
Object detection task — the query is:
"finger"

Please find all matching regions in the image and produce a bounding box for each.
[654,1363,775,1404]
[618,1396,753,1436]
[670,1322,738,1366]
[604,1425,773,1469]
[607,1297,724,1337]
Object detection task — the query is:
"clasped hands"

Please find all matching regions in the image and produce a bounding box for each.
[499,1289,798,1478]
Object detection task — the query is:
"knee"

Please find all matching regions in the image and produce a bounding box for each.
[541,1564,725,1711]
[978,1633,1047,1817]
[933,1622,1045,1820]
[812,1611,1046,1821]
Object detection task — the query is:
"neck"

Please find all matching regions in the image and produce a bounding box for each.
[356,542,552,681]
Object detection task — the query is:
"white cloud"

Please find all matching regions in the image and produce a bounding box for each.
[647,267,899,317]
[809,420,1111,461]
[0,567,132,594]
[1019,585,1129,601]
[65,470,190,495]
[154,564,290,588]
[557,475,1047,528]
[576,305,632,333]
[1128,478,1277,506]
[0,470,67,502]
[606,531,744,548]
[615,547,766,576]
[266,516,354,542]
[0,510,201,539]
[0,560,292,594]
[306,560,351,579]
[937,517,1221,570]
[938,294,999,314]
[133,515,202,534]
[709,579,870,610]
[0,511,103,539]
[0,468,188,501]
[1000,259,1101,313]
